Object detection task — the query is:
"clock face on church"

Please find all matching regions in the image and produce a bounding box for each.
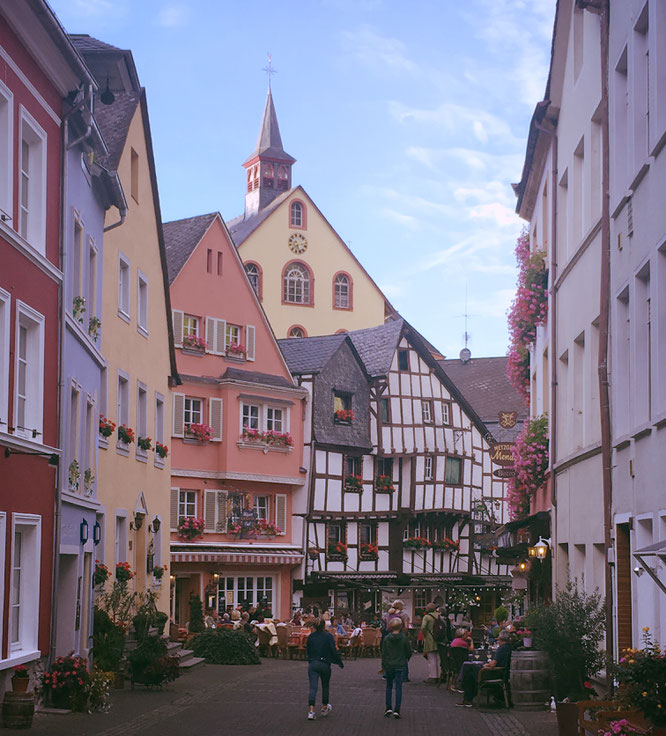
[288,233,308,254]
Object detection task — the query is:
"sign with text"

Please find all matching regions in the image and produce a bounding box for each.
[490,442,515,467]
[493,468,517,478]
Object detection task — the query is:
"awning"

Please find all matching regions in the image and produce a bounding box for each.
[171,546,303,566]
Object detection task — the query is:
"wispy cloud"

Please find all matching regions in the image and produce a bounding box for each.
[69,0,123,16]
[157,3,189,28]
[341,26,419,75]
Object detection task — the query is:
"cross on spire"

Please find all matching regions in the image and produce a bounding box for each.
[262,53,277,88]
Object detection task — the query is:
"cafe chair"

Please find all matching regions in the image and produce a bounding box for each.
[476,663,511,709]
[448,646,471,691]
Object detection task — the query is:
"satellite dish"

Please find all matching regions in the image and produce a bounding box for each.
[459,348,471,363]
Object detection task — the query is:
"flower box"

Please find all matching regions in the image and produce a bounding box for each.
[185,423,213,443]
[155,441,169,459]
[182,335,208,353]
[137,436,152,451]
[240,427,293,447]
[118,425,135,444]
[226,342,246,358]
[431,538,460,552]
[404,537,431,550]
[115,561,134,583]
[334,408,354,424]
[359,543,378,560]
[344,474,364,492]
[375,475,395,493]
[178,516,205,540]
[93,560,110,587]
[327,542,348,561]
[99,415,116,438]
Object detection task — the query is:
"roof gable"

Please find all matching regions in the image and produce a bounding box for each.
[164,212,217,284]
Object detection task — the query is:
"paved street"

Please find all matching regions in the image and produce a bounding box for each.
[8,656,558,736]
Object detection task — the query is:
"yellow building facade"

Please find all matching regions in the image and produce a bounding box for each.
[228,91,392,339]
[96,86,176,616]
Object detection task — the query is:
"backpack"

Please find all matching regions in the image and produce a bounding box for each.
[431,614,449,644]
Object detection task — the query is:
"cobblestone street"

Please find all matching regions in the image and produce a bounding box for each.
[7,656,559,736]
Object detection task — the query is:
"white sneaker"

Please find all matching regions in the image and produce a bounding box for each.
[321,704,332,717]
[307,711,316,720]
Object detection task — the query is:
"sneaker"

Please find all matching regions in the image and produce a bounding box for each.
[393,711,401,719]
[321,704,332,717]
[384,709,393,717]
[455,701,473,708]
[307,711,316,720]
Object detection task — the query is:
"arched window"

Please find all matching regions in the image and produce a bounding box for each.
[334,273,351,309]
[244,263,261,297]
[288,326,307,338]
[262,163,274,188]
[290,202,303,227]
[283,262,311,304]
[277,165,289,190]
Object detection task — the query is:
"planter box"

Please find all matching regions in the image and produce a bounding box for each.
[327,554,347,562]
[374,487,395,494]
[182,347,205,356]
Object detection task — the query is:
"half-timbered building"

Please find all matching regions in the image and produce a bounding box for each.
[280,319,511,623]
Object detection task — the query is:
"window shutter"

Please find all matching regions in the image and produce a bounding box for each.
[172,393,185,437]
[215,319,226,356]
[275,494,287,536]
[246,324,256,361]
[204,490,216,531]
[170,488,180,530]
[209,397,223,442]
[172,310,184,347]
[216,490,228,532]
[205,316,216,354]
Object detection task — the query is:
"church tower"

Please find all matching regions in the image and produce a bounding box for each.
[243,88,296,217]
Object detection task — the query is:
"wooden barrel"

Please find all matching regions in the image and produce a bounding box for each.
[2,691,35,729]
[510,649,551,710]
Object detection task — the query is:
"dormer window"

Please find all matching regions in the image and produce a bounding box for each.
[262,163,274,188]
[277,165,289,190]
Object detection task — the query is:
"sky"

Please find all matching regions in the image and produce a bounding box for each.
[49,0,555,359]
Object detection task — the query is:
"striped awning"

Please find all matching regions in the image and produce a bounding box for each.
[171,547,303,566]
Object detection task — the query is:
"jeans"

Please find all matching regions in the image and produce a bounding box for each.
[385,668,404,712]
[308,660,331,707]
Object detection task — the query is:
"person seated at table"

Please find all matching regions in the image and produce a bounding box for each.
[330,617,346,636]
[456,630,512,708]
[230,609,241,628]
[204,610,217,629]
[291,610,303,626]
[451,628,474,650]
[240,611,254,636]
[484,619,498,643]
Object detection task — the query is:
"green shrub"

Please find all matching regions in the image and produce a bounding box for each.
[92,607,126,672]
[188,594,204,633]
[128,635,180,687]
[153,611,169,636]
[494,605,508,623]
[190,629,260,665]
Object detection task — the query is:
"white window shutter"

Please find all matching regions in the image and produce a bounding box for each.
[172,310,184,347]
[275,494,287,535]
[204,489,216,531]
[215,318,226,355]
[216,490,228,532]
[170,488,180,530]
[205,316,216,354]
[172,393,185,437]
[246,324,256,361]
[209,397,223,442]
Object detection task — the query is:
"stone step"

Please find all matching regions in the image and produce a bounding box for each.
[166,640,182,652]
[178,655,205,671]
[174,648,194,660]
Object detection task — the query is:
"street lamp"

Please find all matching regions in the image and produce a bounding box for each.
[531,537,551,560]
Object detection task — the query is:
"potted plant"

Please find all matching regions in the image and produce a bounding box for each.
[72,295,86,323]
[88,315,101,342]
[255,520,282,537]
[152,564,167,581]
[92,607,126,688]
[99,415,116,438]
[128,636,179,688]
[155,441,169,459]
[40,655,91,710]
[526,580,605,736]
[118,424,135,444]
[494,604,509,625]
[182,334,208,353]
[137,435,152,451]
[188,594,204,633]
[68,459,80,491]
[177,516,205,540]
[185,422,213,443]
[115,561,135,584]
[614,627,666,733]
[518,628,533,648]
[93,560,111,588]
[598,720,650,736]
[308,547,321,560]
[344,474,363,492]
[375,475,395,493]
[11,665,30,693]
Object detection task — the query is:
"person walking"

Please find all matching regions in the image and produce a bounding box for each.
[306,618,344,720]
[381,617,412,719]
[421,603,441,683]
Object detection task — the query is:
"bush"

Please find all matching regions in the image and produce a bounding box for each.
[526,579,605,701]
[494,605,508,623]
[189,593,204,633]
[190,629,261,665]
[92,607,125,672]
[153,611,169,636]
[128,635,180,687]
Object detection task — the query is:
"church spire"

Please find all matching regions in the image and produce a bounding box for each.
[243,88,296,218]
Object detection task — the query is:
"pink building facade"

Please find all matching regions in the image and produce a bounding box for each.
[164,213,306,623]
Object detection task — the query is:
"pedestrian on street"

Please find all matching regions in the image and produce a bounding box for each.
[421,603,441,683]
[306,618,344,720]
[381,617,412,719]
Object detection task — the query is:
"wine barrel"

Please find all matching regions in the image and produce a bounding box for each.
[2,691,35,729]
[510,649,551,710]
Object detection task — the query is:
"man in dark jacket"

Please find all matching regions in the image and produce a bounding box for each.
[381,618,412,719]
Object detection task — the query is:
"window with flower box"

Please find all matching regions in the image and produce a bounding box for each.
[333,392,353,424]
[184,397,202,426]
[327,523,347,559]
[239,400,292,448]
[359,523,378,560]
[225,323,241,350]
[344,456,363,491]
[254,495,269,521]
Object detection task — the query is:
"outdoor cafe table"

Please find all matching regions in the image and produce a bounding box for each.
[456,651,492,689]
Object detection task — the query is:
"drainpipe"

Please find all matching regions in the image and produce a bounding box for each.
[550,131,558,600]
[103,205,127,233]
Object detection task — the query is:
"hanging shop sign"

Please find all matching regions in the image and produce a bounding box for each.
[490,442,515,467]
[493,468,517,478]
[498,411,518,429]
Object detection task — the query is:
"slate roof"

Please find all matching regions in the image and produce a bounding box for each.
[278,334,348,375]
[439,356,528,441]
[163,213,217,284]
[221,367,293,389]
[92,91,140,170]
[226,188,293,245]
[69,34,121,52]
[347,319,404,378]
[243,88,295,165]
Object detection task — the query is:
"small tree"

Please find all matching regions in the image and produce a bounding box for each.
[494,605,508,623]
[189,593,204,633]
[526,579,605,701]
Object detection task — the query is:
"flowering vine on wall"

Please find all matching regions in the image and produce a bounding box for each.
[507,414,549,521]
[506,228,548,402]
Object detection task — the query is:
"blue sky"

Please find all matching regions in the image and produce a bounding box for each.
[50,0,555,358]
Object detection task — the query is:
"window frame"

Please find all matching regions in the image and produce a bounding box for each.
[287,325,307,338]
[137,270,148,336]
[9,513,41,657]
[254,495,269,522]
[289,200,307,229]
[244,262,262,299]
[183,314,199,338]
[18,106,47,254]
[0,287,10,429]
[282,260,314,306]
[266,406,284,432]
[184,396,203,426]
[397,349,409,371]
[444,455,463,486]
[13,300,45,442]
[377,456,394,478]
[422,399,433,424]
[424,455,434,481]
[441,400,452,426]
[178,490,197,521]
[379,397,390,424]
[0,80,13,222]
[333,271,353,310]
[344,455,362,478]
[225,323,241,350]
[359,522,376,547]
[118,252,130,320]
